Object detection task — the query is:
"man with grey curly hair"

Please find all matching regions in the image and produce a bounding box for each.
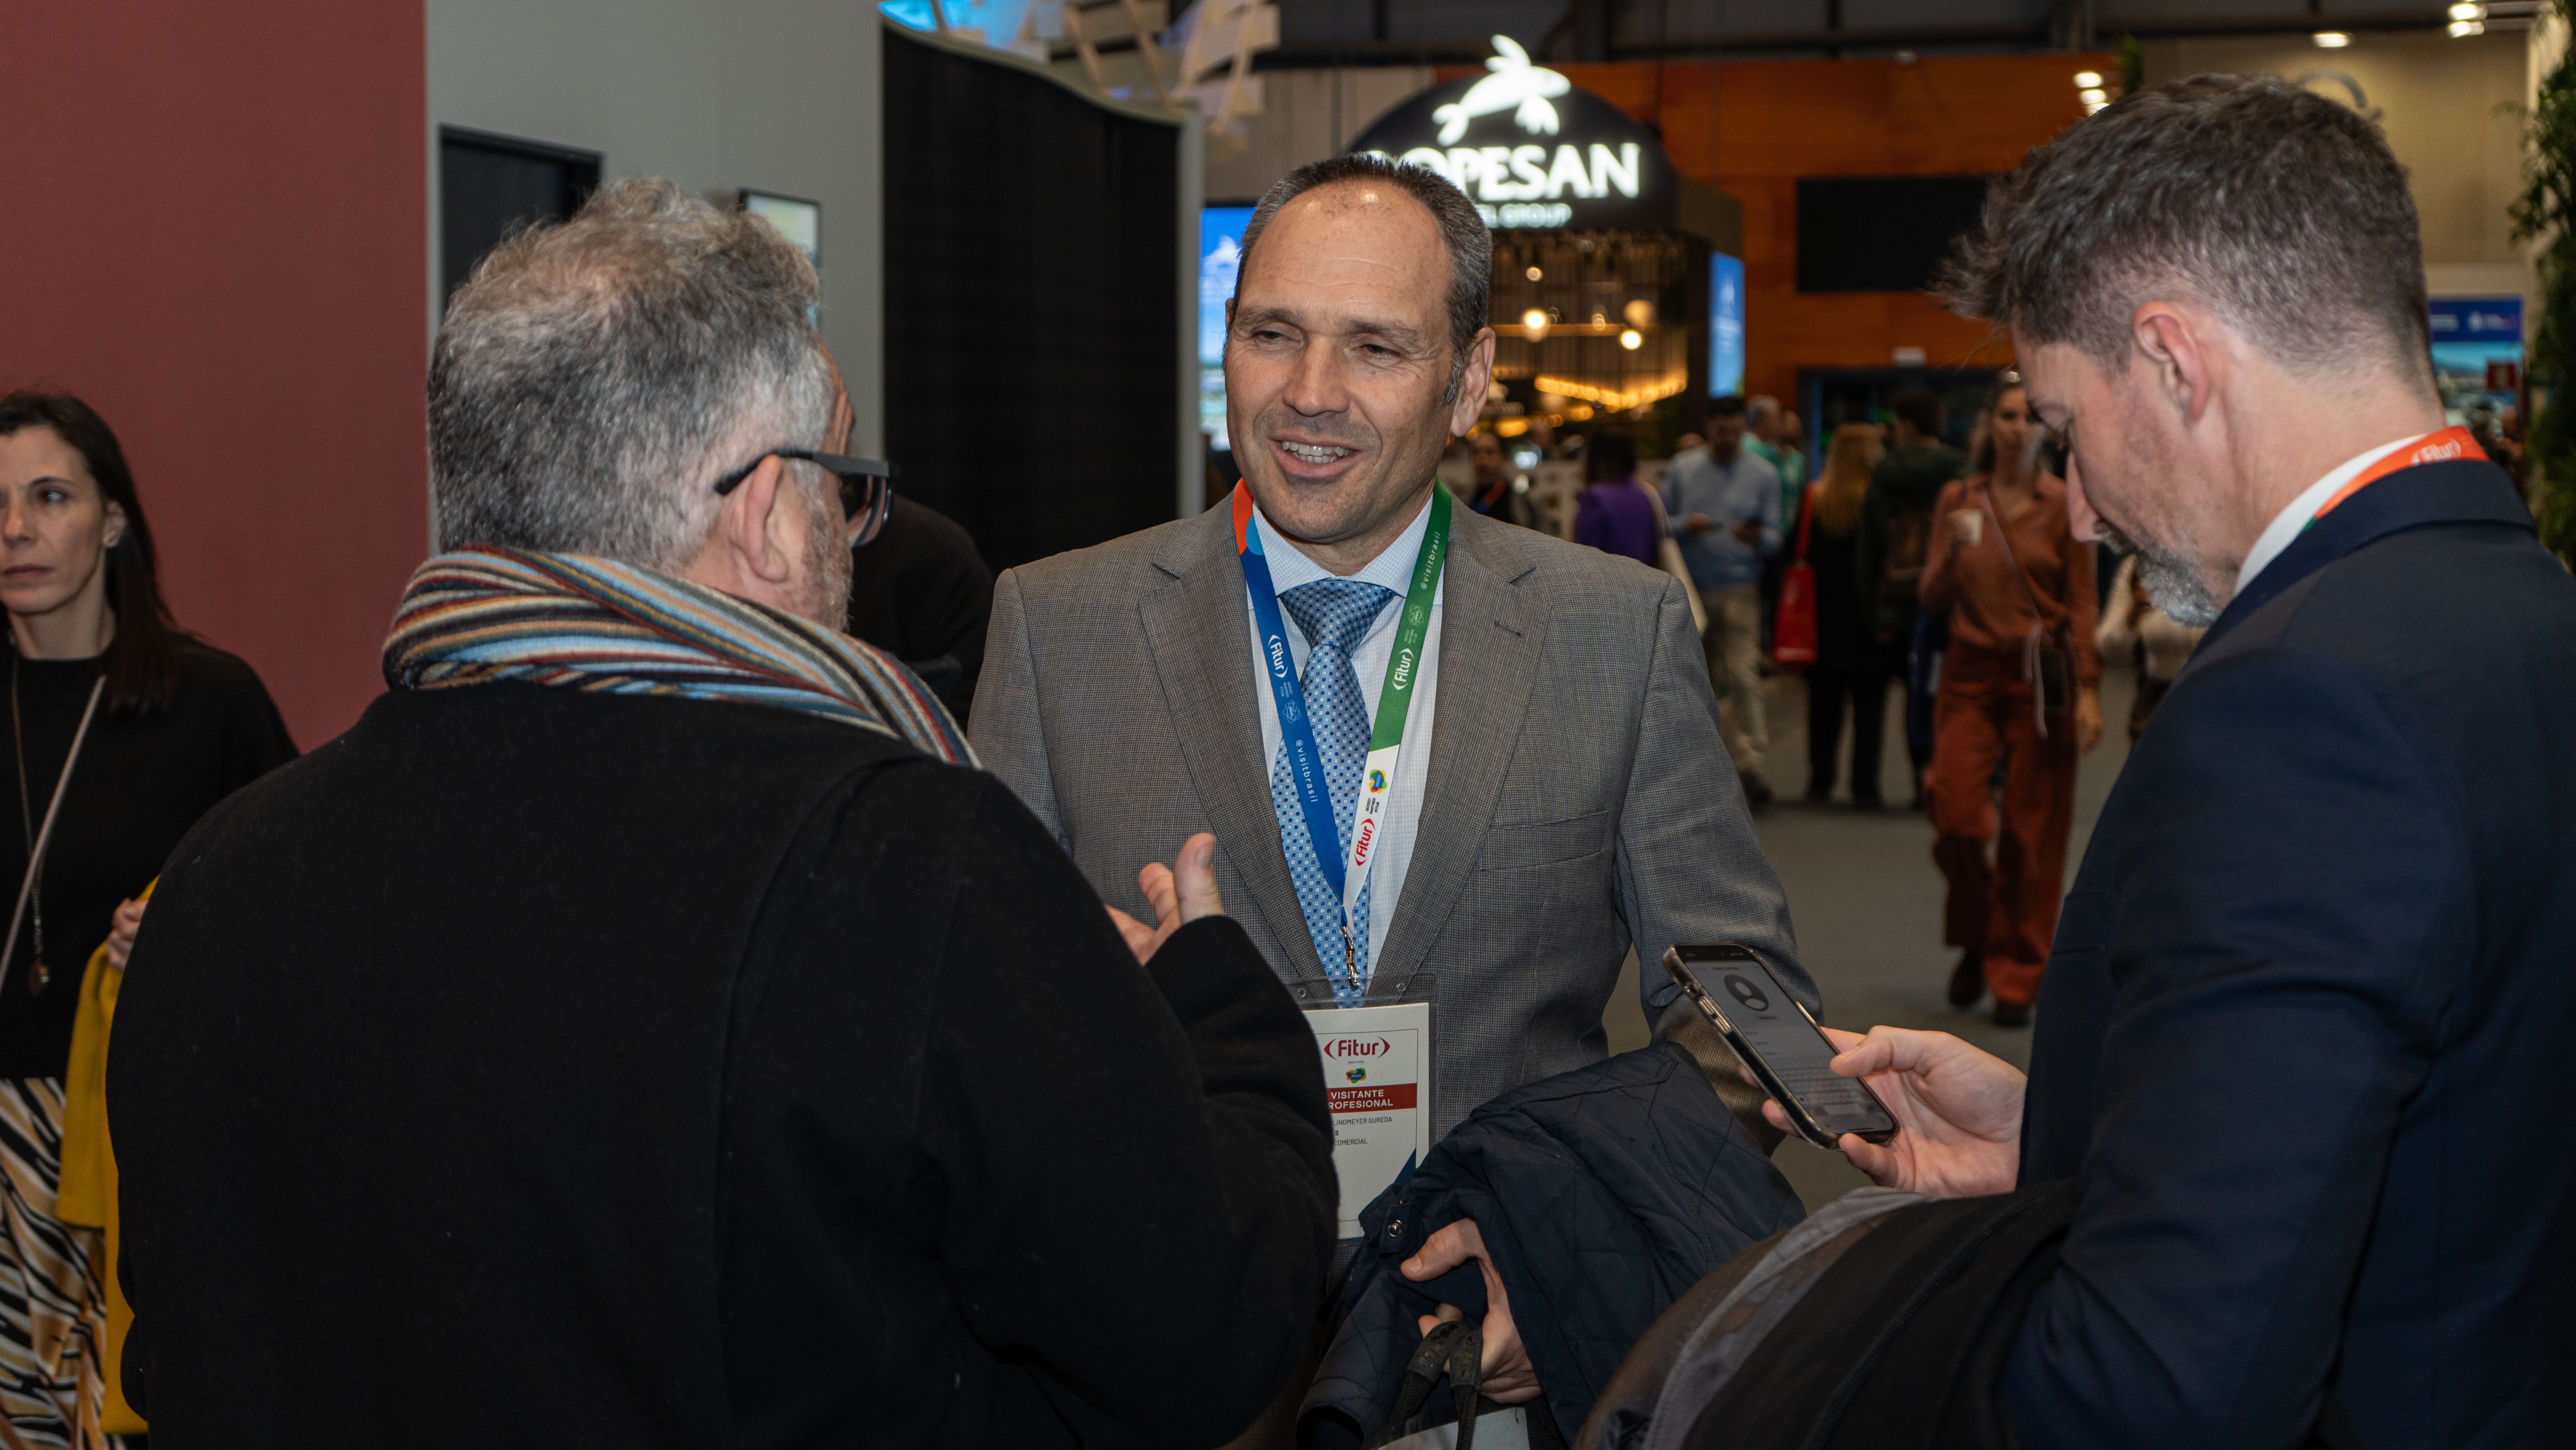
[108,179,1337,1448]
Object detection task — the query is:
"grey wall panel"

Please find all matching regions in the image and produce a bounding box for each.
[426,0,885,456]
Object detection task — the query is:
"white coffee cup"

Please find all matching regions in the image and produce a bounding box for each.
[1952,508,1984,547]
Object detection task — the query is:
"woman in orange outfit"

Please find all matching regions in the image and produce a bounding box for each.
[1918,378,2101,1026]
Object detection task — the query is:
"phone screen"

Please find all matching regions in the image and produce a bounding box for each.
[1674,949,1895,1140]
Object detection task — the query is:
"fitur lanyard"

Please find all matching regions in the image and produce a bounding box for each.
[1233,481,1450,1005]
[2309,426,2479,524]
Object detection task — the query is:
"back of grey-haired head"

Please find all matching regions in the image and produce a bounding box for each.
[1237,154,1492,402]
[1938,75,2430,386]
[429,178,834,565]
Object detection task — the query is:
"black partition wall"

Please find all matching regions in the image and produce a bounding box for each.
[883,28,1181,573]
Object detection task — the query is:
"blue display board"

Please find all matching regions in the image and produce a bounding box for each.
[1201,206,1255,451]
[1709,252,1746,399]
[2428,295,2522,407]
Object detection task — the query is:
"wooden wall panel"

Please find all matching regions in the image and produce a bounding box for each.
[1440,52,2110,405]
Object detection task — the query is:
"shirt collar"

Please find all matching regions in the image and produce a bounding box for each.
[2234,433,2424,594]
[1251,486,1440,602]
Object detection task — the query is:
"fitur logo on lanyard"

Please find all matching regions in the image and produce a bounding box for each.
[1234,480,1448,1238]
[1232,481,1450,1004]
[2307,426,2479,525]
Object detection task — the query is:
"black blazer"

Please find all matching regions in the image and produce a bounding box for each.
[109,684,1334,1449]
[2002,459,2576,1448]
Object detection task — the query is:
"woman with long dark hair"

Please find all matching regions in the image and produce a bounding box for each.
[1918,377,2100,1027]
[1801,422,1893,805]
[0,392,296,1443]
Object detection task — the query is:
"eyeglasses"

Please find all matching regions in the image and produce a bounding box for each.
[712,449,896,547]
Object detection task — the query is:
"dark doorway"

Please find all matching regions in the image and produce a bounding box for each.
[1799,368,1999,461]
[439,128,601,312]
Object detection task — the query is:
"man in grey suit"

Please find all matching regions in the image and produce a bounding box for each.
[974,154,1805,1408]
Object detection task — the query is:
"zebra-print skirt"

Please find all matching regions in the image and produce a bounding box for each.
[0,1080,123,1450]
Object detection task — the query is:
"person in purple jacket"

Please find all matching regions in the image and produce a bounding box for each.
[1572,428,1659,567]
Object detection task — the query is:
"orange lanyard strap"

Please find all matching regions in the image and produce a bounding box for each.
[2313,426,2480,521]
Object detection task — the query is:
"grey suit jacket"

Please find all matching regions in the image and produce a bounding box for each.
[973,497,1810,1139]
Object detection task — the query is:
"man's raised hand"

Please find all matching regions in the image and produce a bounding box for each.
[1758,1025,2026,1198]
[1107,832,1225,963]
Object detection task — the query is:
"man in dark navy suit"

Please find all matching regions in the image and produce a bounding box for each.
[1761,76,2576,1448]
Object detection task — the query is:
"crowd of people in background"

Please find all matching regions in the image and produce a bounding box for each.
[6,70,2571,1450]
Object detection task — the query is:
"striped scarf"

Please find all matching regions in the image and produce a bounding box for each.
[383,546,974,765]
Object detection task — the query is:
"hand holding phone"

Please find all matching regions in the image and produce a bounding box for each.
[1778,1023,2026,1198]
[1662,944,1897,1149]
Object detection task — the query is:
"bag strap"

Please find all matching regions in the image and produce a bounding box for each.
[1975,481,2049,638]
[1792,484,1816,565]
[1975,482,2059,740]
[0,676,105,995]
[1375,1318,1486,1450]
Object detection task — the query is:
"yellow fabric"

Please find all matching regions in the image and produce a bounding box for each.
[59,880,147,1436]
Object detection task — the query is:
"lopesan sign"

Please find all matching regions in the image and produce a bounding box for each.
[1348,36,1682,232]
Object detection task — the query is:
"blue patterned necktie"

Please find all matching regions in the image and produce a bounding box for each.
[1271,577,1395,1004]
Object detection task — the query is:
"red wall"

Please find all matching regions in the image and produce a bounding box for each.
[1,2,428,747]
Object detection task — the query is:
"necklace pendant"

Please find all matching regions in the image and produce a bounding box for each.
[26,958,46,997]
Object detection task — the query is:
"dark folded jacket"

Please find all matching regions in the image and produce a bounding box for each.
[1302,1040,1806,1448]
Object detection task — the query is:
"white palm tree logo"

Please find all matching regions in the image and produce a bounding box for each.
[1431,36,1572,145]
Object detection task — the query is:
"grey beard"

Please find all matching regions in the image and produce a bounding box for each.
[2096,519,2224,627]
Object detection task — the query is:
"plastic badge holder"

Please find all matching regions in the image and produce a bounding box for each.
[1289,971,1438,1239]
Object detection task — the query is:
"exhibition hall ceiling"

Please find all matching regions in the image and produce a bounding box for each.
[1263,0,2477,64]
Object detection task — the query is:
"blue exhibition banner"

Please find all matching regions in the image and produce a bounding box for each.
[2427,296,2521,342]
[2428,295,2524,403]
[1201,206,1254,365]
[1710,253,1746,398]
[1200,206,1256,451]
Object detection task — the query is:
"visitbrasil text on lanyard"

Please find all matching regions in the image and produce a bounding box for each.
[2311,426,2480,524]
[1233,481,1450,996]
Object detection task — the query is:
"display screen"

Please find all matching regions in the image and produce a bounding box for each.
[1794,175,1991,293]
[1200,205,1255,452]
[741,191,819,265]
[1709,253,1745,399]
[1682,954,1892,1136]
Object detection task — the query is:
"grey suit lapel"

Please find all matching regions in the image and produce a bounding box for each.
[1137,505,1326,978]
[1370,507,1546,1000]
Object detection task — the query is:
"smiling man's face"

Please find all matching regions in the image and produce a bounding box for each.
[1225,181,1493,570]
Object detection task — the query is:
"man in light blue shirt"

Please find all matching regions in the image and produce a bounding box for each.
[1664,395,1782,802]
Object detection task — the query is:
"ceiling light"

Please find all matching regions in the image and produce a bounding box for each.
[2073,71,2103,88]
[1525,265,1543,281]
[2080,88,2108,105]
[1522,308,1550,337]
[2449,18,2485,35]
[2313,31,2351,47]
[2085,102,2107,115]
[1618,329,1644,351]
[2449,2,2485,18]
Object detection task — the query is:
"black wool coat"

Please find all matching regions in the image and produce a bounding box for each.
[109,683,1336,1449]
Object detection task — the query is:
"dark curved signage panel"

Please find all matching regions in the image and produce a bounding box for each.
[1348,37,1680,233]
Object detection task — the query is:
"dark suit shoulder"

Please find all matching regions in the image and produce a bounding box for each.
[2201,518,2576,703]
